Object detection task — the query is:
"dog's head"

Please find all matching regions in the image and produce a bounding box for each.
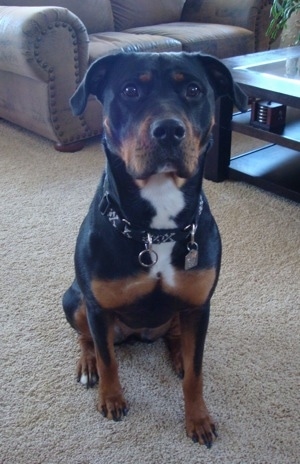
[71,52,247,180]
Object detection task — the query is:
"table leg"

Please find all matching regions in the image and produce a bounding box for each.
[204,96,233,182]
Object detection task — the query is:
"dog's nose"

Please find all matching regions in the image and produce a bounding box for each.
[151,119,185,147]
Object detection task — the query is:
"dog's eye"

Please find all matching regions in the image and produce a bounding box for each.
[186,83,202,98]
[122,84,139,98]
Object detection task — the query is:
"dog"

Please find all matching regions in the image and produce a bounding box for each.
[63,51,247,447]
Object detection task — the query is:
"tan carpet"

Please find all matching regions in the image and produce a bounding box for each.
[1,119,299,464]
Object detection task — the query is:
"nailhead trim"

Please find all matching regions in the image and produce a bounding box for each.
[32,20,95,145]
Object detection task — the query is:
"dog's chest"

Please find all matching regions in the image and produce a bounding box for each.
[140,175,185,287]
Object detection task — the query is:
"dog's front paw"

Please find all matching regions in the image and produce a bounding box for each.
[76,353,98,388]
[98,393,128,422]
[185,410,218,448]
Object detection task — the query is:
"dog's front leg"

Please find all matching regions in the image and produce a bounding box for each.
[87,303,128,421]
[180,303,217,447]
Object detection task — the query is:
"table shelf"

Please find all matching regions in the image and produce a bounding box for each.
[229,145,300,202]
[231,108,300,151]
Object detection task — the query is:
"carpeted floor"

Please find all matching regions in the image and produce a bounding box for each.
[1,119,299,464]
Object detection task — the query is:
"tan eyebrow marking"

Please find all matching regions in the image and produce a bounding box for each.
[139,72,152,82]
[172,72,185,82]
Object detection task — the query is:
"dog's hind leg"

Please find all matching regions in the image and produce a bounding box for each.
[63,281,98,387]
[62,279,83,329]
[164,314,184,379]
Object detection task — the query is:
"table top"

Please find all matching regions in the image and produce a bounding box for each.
[223,47,300,107]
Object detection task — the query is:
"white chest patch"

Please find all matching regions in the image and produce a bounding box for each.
[140,174,185,286]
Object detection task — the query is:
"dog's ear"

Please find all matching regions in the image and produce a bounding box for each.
[198,55,248,112]
[70,54,119,116]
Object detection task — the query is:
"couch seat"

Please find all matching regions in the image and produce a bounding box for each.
[125,23,255,58]
[89,31,182,63]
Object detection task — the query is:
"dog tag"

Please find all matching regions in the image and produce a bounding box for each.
[184,248,198,270]
[185,224,198,270]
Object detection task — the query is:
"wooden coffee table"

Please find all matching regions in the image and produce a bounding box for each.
[205,47,300,202]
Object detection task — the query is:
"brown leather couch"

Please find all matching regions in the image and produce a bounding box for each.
[0,0,272,151]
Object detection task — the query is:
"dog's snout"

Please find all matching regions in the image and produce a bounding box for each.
[151,119,185,147]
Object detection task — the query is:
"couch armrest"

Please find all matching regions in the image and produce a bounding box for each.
[181,0,273,51]
[0,6,89,81]
[0,6,93,149]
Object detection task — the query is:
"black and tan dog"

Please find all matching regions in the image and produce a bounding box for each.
[63,52,247,447]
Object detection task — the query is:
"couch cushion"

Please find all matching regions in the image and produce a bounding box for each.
[125,23,255,58]
[1,0,114,34]
[89,32,182,63]
[111,0,186,31]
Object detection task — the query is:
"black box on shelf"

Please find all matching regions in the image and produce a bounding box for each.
[250,100,286,132]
